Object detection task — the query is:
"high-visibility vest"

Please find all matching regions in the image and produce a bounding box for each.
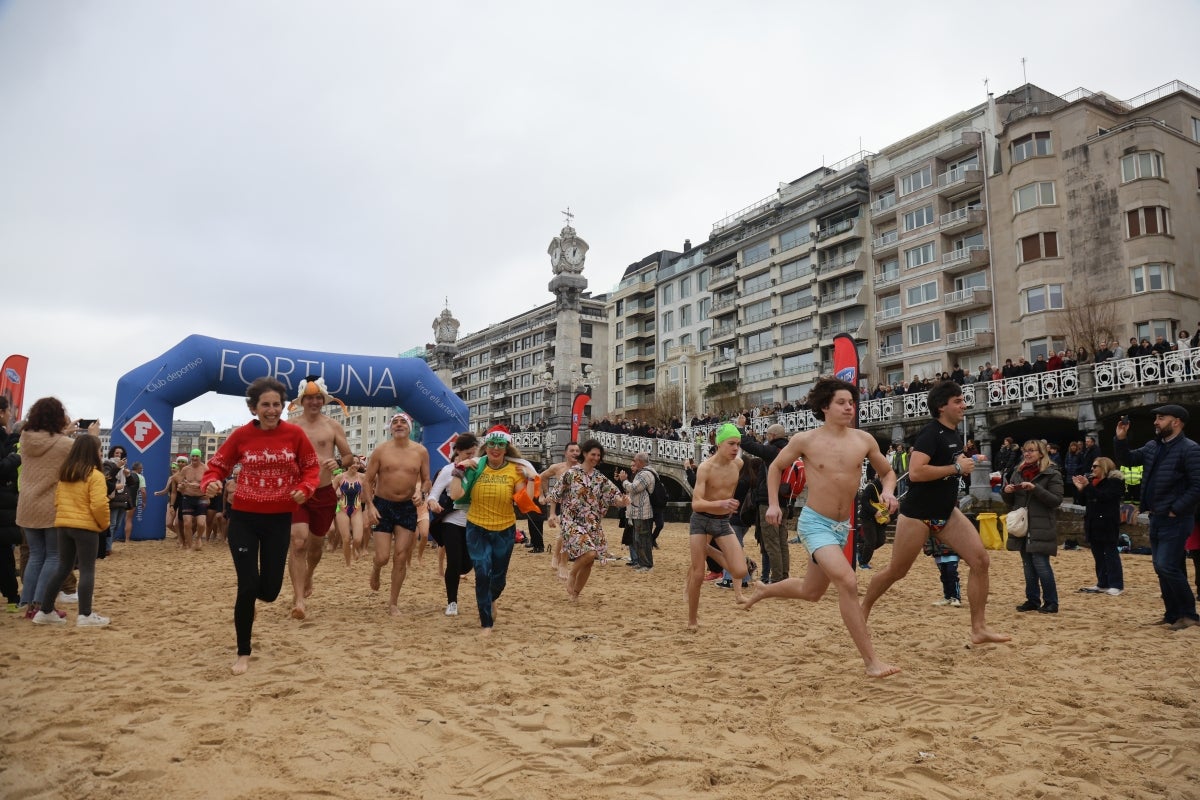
[1120,464,1143,486]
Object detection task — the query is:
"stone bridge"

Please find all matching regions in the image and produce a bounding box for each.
[502,351,1199,503]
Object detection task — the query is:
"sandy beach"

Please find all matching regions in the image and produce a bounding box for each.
[2,520,1197,800]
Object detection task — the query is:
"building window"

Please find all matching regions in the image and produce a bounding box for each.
[1018,231,1059,263]
[903,204,936,232]
[1013,181,1056,213]
[745,299,772,324]
[900,165,932,196]
[615,344,624,360]
[699,297,711,320]
[874,188,896,211]
[614,299,623,316]
[906,281,938,307]
[744,272,772,294]
[580,343,592,358]
[615,321,623,337]
[1027,337,1065,361]
[680,305,693,326]
[1023,284,1064,314]
[679,276,691,299]
[661,284,675,305]
[1192,117,1200,142]
[661,310,674,333]
[1121,151,1165,182]
[699,328,710,349]
[581,323,593,338]
[743,241,771,267]
[908,319,941,346]
[698,268,709,292]
[1130,264,1173,293]
[1011,131,1052,163]
[661,339,673,361]
[615,367,623,386]
[780,225,811,252]
[1126,206,1171,238]
[744,359,773,382]
[1136,320,1174,340]
[680,332,692,348]
[904,243,936,269]
[614,390,623,408]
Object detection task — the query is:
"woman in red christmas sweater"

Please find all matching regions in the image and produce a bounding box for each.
[202,376,320,675]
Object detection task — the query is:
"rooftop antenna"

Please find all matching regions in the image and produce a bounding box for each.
[983,76,990,95]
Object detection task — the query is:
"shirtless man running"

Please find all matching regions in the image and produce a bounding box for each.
[177,449,208,551]
[541,440,581,580]
[363,413,431,617]
[740,377,901,678]
[288,377,354,620]
[685,423,749,630]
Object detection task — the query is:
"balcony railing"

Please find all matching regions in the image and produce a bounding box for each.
[872,230,899,249]
[878,344,903,359]
[745,339,776,354]
[943,286,989,307]
[870,195,897,215]
[874,270,901,287]
[874,306,901,323]
[946,327,992,345]
[942,244,985,266]
[936,163,981,188]
[711,296,736,313]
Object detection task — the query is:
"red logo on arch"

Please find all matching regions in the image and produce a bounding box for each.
[437,435,457,463]
[122,410,164,454]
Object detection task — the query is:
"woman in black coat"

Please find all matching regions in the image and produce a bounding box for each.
[1072,456,1125,595]
[1004,439,1065,613]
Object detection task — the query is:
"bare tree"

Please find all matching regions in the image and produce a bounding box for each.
[650,382,682,428]
[1056,290,1119,353]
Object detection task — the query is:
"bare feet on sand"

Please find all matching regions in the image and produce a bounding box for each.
[866,661,901,678]
[738,583,767,610]
[290,607,306,620]
[970,628,1012,645]
[231,656,250,675]
[369,567,381,591]
[388,604,402,617]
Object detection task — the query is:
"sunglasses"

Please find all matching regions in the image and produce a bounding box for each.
[1092,464,1102,469]
[1023,448,1039,453]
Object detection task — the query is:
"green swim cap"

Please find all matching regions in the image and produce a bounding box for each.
[715,423,741,446]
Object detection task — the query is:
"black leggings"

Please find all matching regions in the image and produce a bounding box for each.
[227,510,291,656]
[435,520,472,604]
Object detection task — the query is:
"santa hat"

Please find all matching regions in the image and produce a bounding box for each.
[483,424,512,445]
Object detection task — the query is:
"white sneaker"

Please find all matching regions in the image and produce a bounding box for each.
[444,602,458,617]
[33,609,66,625]
[76,612,111,627]
[58,592,79,604]
[931,598,952,606]
[1106,588,1123,596]
[950,598,962,607]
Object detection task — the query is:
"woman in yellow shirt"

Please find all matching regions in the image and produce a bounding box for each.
[449,425,527,633]
[33,435,111,627]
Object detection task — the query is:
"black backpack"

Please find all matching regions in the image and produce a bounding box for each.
[646,469,667,510]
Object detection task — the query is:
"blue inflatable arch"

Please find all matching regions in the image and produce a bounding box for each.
[110,334,469,540]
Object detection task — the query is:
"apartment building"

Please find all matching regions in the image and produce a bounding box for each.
[451,298,609,434]
[704,153,873,408]
[987,81,1200,357]
[654,242,708,421]
[867,104,997,385]
[607,250,675,420]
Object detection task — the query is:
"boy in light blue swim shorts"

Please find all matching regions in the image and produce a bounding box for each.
[795,506,851,556]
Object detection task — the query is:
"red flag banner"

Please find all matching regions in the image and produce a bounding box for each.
[0,354,29,421]
[831,334,860,568]
[570,392,590,442]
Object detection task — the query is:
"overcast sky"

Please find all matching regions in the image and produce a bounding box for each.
[2,0,1197,432]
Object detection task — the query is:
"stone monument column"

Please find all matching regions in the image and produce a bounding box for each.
[545,213,592,455]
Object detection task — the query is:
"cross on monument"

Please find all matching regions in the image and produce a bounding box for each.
[561,207,574,226]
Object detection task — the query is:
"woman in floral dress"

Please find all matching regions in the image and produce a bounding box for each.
[549,439,629,601]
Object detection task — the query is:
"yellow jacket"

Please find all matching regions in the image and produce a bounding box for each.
[54,469,110,533]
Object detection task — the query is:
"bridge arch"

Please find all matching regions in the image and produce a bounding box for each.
[110,335,468,540]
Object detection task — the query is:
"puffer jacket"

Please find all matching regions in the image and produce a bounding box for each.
[1003,464,1064,556]
[53,469,109,533]
[15,429,73,529]
[1114,434,1200,518]
[1079,471,1124,545]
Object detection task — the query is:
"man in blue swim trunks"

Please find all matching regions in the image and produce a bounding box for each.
[861,380,1011,646]
[741,377,901,678]
[364,413,431,617]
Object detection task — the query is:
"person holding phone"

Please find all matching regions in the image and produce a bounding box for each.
[1004,440,1065,614]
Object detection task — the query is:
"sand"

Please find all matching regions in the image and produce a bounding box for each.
[2,521,1198,800]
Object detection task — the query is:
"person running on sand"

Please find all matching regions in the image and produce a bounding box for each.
[549,440,629,602]
[740,377,902,679]
[201,377,320,675]
[542,441,581,581]
[860,379,1011,647]
[685,423,749,630]
[363,413,431,617]
[287,377,354,620]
